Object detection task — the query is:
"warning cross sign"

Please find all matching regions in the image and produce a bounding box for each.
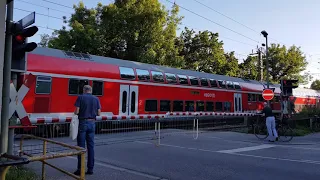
[262,89,274,101]
[9,74,36,130]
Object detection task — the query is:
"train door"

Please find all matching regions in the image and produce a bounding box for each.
[234,93,242,113]
[119,85,139,116]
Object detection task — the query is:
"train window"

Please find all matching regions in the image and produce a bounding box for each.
[226,81,234,89]
[258,94,264,101]
[189,76,199,86]
[160,100,171,111]
[69,79,89,95]
[165,73,177,84]
[200,78,209,87]
[209,79,218,88]
[145,100,158,112]
[136,69,150,81]
[196,101,205,111]
[131,91,136,113]
[216,102,223,111]
[173,101,183,111]
[218,80,226,88]
[122,91,127,113]
[233,82,241,89]
[185,101,194,111]
[178,75,189,85]
[119,67,135,80]
[206,101,214,111]
[151,71,165,83]
[35,76,52,94]
[92,81,103,96]
[224,102,231,112]
[248,94,256,102]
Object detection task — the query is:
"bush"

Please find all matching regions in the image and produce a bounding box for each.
[5,165,38,180]
[298,106,320,117]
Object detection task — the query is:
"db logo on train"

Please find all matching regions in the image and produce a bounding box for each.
[204,93,215,98]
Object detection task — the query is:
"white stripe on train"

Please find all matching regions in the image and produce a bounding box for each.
[18,111,260,124]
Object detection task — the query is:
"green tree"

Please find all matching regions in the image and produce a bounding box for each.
[266,44,308,84]
[43,0,184,67]
[37,34,52,47]
[223,51,240,77]
[239,55,260,80]
[177,27,227,74]
[310,79,320,90]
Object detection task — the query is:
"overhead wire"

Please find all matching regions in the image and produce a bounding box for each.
[164,0,259,44]
[14,8,64,20]
[16,0,71,14]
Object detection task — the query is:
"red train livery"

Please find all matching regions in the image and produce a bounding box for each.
[16,47,319,124]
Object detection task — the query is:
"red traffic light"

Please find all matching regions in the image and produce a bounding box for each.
[283,80,286,85]
[15,35,24,42]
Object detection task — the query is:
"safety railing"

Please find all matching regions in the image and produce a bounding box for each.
[18,134,86,180]
[0,153,30,180]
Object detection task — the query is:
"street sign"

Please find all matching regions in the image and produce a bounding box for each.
[17,12,35,29]
[262,89,274,101]
[9,74,36,130]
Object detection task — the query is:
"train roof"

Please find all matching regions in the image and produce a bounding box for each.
[30,47,274,85]
[29,47,320,97]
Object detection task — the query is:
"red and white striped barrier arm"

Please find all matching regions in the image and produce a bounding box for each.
[28,114,167,124]
[26,111,259,124]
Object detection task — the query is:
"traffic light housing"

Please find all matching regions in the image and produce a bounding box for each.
[11,23,38,72]
[280,79,299,96]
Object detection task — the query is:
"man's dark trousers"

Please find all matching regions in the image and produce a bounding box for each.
[77,119,95,172]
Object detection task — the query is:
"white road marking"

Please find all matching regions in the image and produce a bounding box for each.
[227,153,320,165]
[135,141,320,165]
[217,144,276,153]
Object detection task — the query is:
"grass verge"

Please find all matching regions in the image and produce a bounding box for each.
[5,165,38,180]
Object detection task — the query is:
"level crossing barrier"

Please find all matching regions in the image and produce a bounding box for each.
[12,112,257,155]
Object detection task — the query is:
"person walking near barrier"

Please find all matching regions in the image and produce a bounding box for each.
[73,85,101,175]
[261,102,278,142]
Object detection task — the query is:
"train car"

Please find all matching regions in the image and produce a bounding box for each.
[16,47,319,125]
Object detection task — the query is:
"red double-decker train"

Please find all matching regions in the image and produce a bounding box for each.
[17,47,319,125]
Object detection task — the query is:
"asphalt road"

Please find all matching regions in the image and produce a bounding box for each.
[24,130,320,180]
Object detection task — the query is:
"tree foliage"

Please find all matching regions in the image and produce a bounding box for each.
[310,80,320,90]
[266,44,308,84]
[40,0,309,87]
[239,56,260,81]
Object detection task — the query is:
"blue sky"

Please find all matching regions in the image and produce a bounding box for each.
[12,0,320,87]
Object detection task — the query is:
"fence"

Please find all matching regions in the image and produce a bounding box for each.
[12,114,253,156]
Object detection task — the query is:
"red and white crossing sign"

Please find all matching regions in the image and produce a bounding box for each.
[262,89,274,101]
[9,73,36,130]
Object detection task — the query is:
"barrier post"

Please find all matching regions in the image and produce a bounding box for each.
[193,118,199,140]
[42,140,47,180]
[158,122,160,146]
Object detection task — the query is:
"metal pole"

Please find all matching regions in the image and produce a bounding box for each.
[0,0,14,154]
[0,0,7,132]
[265,35,270,106]
[8,72,17,155]
[258,48,263,81]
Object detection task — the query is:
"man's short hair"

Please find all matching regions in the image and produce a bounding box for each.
[83,85,92,92]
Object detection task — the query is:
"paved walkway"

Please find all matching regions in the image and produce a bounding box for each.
[24,131,320,180]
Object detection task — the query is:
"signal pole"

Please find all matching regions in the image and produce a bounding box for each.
[261,30,270,106]
[249,46,264,82]
[0,0,6,130]
[0,0,14,153]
